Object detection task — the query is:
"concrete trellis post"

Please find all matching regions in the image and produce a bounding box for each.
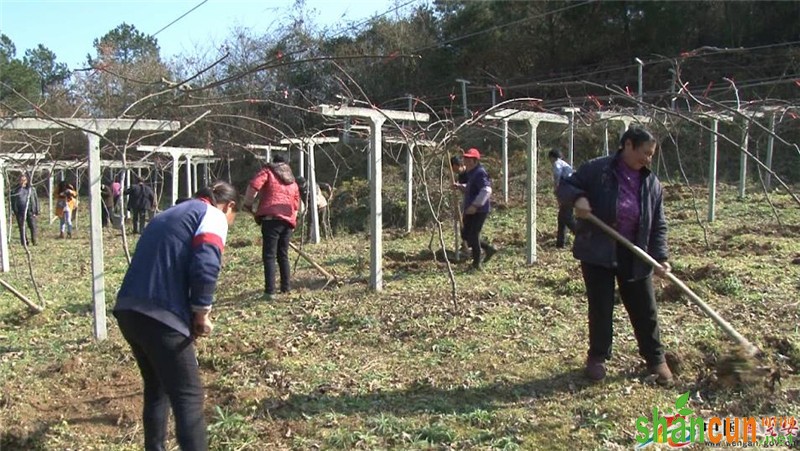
[759,107,785,191]
[698,113,734,223]
[597,112,651,155]
[0,162,7,273]
[455,78,471,117]
[709,119,719,222]
[562,107,580,167]
[191,157,219,189]
[406,146,413,232]
[739,123,749,199]
[135,146,213,206]
[319,105,429,290]
[736,111,764,199]
[191,161,198,193]
[765,113,776,191]
[0,159,11,272]
[487,109,568,264]
[184,155,193,198]
[0,118,180,340]
[724,110,765,200]
[280,137,339,244]
[635,57,644,116]
[48,166,53,223]
[501,120,509,203]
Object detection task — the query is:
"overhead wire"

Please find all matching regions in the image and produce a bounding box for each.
[152,0,209,37]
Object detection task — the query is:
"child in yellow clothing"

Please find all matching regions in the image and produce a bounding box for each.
[56,184,78,238]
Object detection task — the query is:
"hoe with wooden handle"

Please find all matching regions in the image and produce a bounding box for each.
[585,213,759,358]
[289,242,337,288]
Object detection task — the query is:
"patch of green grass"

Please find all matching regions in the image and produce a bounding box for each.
[208,406,257,450]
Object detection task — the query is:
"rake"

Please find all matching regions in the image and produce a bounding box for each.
[585,213,759,358]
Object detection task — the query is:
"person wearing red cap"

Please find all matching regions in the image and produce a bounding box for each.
[452,147,497,270]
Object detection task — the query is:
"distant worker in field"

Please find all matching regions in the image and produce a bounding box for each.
[111,178,122,211]
[317,182,333,239]
[451,148,497,270]
[243,154,301,300]
[56,183,78,239]
[114,181,239,451]
[558,127,673,386]
[125,175,156,234]
[548,149,576,248]
[10,172,39,246]
[101,181,113,228]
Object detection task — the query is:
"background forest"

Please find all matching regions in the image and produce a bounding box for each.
[1,0,799,221]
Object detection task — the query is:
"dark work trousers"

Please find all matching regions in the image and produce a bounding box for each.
[556,203,576,248]
[115,310,208,451]
[15,213,37,246]
[101,201,110,227]
[461,212,488,267]
[580,245,665,366]
[132,208,147,234]
[261,219,294,294]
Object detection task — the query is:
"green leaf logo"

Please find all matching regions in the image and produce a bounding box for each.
[675,392,693,417]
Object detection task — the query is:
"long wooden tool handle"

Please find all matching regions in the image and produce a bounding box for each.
[585,213,759,357]
[0,277,43,313]
[288,242,336,282]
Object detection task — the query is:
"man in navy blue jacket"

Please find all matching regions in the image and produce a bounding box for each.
[452,148,497,270]
[114,181,238,451]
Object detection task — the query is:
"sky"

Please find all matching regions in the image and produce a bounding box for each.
[0,0,419,69]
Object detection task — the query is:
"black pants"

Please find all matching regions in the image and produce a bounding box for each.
[556,204,576,248]
[132,208,147,234]
[115,311,207,451]
[101,201,110,227]
[15,213,37,246]
[261,219,293,294]
[461,212,489,266]
[580,245,664,365]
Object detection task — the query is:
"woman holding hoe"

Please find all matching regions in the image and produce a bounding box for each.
[558,127,673,386]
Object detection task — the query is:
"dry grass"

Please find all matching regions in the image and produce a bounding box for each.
[1,183,799,450]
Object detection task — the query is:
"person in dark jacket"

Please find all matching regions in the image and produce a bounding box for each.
[548,149,576,248]
[558,127,673,386]
[450,155,469,184]
[101,182,113,228]
[243,155,301,299]
[10,173,39,246]
[452,148,497,270]
[125,175,155,234]
[114,181,239,451]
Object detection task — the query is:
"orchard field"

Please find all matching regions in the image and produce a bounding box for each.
[1,184,799,450]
